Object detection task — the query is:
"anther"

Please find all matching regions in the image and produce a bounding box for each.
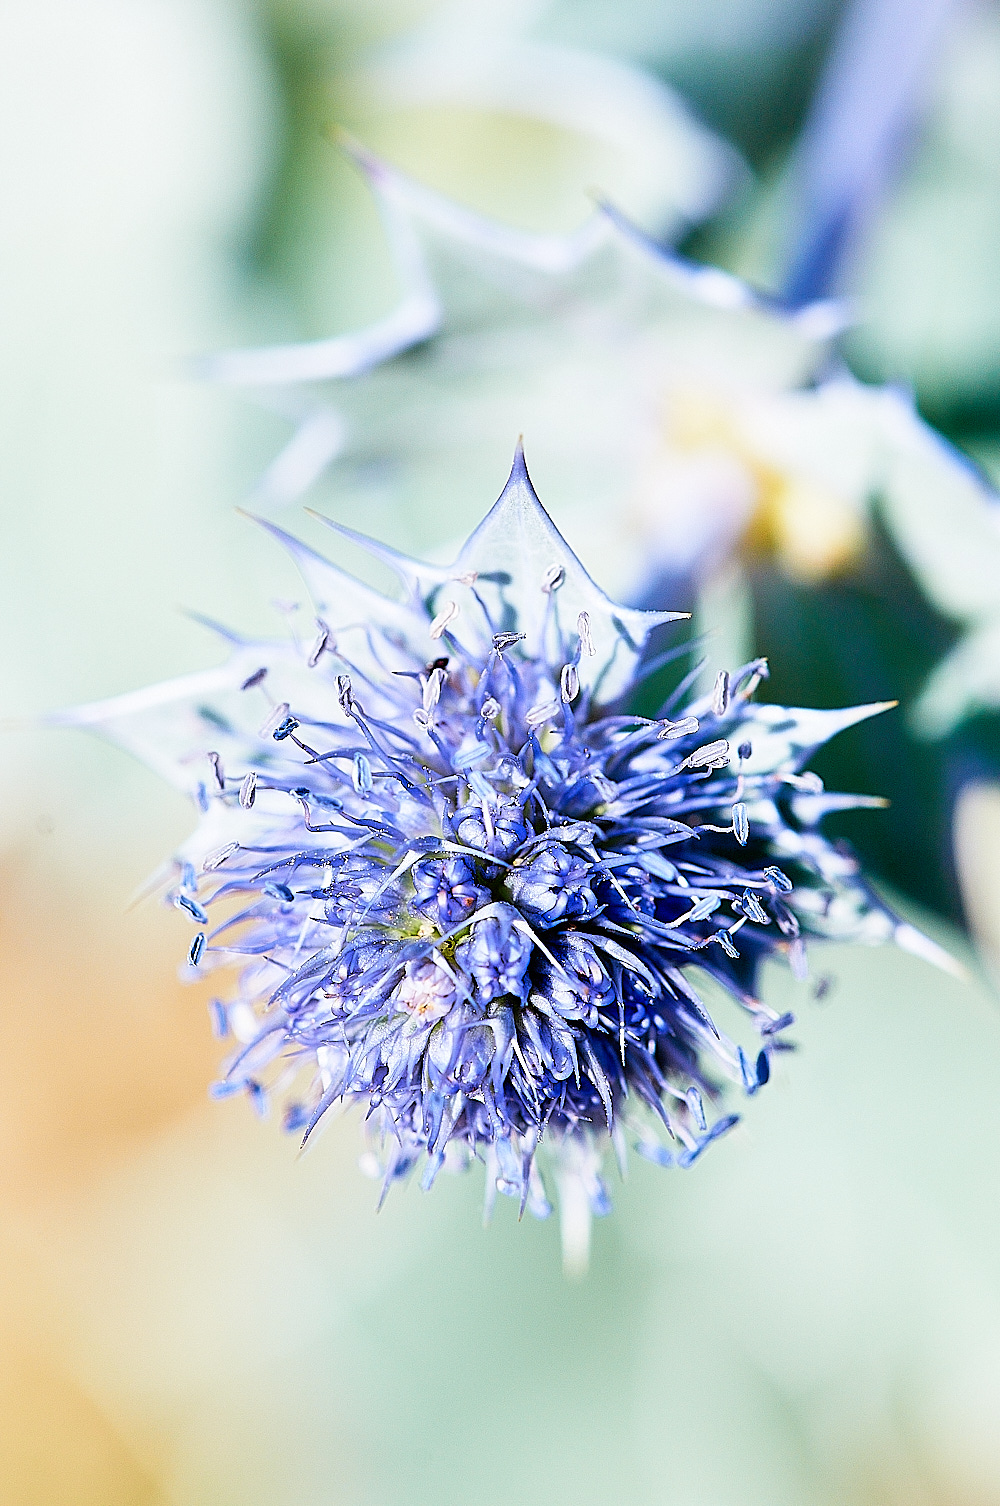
[526,699,561,728]
[307,621,331,667]
[429,600,459,639]
[203,842,238,871]
[688,895,721,922]
[353,752,373,794]
[682,739,730,771]
[712,671,730,717]
[493,632,525,652]
[423,667,446,713]
[176,892,208,923]
[657,715,700,741]
[259,702,290,738]
[742,890,769,924]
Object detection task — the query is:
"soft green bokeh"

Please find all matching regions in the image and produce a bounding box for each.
[3,3,1000,1504]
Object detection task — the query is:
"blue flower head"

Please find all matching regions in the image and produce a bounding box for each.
[64,447,941,1268]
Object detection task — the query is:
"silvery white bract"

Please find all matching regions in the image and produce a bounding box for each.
[204,140,834,568]
[62,452,952,1269]
[209,148,1000,739]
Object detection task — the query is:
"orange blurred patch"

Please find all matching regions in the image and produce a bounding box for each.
[0,851,221,1208]
[0,1338,164,1506]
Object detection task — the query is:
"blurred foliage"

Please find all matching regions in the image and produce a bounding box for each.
[632,510,1000,927]
[240,0,736,345]
[751,512,969,923]
[844,1,1000,430]
[6,1,1000,1503]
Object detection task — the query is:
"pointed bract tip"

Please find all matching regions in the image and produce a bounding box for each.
[855,699,900,727]
[181,609,247,647]
[832,699,899,732]
[504,436,534,494]
[241,509,308,547]
[894,922,970,982]
[236,507,321,558]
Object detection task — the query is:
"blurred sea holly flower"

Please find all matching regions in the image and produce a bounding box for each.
[59,449,950,1270]
[208,143,838,569]
[209,143,1000,624]
[241,0,740,377]
[208,148,1000,933]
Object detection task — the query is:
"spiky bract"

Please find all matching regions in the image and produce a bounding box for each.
[66,451,909,1246]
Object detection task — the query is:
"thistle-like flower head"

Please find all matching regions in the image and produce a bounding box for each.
[66,449,934,1266]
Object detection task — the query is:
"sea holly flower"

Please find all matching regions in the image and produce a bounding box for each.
[207,148,1000,706]
[229,5,738,448]
[205,143,837,579]
[62,449,952,1270]
[209,149,1000,939]
[225,145,997,584]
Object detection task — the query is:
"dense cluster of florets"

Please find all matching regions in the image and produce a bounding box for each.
[200,631,797,1207]
[71,451,906,1252]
